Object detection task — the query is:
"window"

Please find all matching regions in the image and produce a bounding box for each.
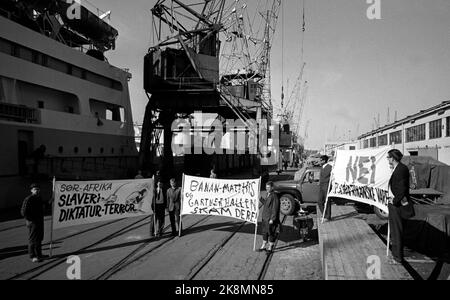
[370,137,376,148]
[88,147,92,154]
[74,147,79,154]
[0,38,122,91]
[349,146,356,150]
[446,117,450,137]
[406,124,426,142]
[390,130,402,144]
[378,134,388,146]
[38,101,44,109]
[363,140,369,149]
[58,146,63,154]
[429,119,442,139]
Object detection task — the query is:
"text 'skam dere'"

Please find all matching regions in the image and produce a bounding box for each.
[187,197,258,223]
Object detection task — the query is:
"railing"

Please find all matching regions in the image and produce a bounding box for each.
[0,103,40,123]
[30,155,139,180]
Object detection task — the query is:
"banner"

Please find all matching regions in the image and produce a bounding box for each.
[328,147,392,213]
[181,175,260,224]
[53,179,154,229]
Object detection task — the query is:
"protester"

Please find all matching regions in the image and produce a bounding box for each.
[318,155,333,221]
[152,181,166,237]
[135,170,144,179]
[387,149,415,264]
[167,178,182,236]
[21,183,45,263]
[259,181,280,253]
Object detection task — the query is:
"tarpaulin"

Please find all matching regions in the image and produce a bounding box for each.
[402,156,450,204]
[404,205,450,258]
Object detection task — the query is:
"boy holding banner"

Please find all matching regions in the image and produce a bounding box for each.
[259,182,280,253]
[167,178,182,236]
[152,181,166,237]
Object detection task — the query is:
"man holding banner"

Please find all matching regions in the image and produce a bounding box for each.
[319,155,333,222]
[21,183,46,263]
[167,178,182,237]
[152,181,167,237]
[259,181,280,253]
[387,149,415,264]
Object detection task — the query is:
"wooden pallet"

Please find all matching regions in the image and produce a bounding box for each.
[317,205,412,280]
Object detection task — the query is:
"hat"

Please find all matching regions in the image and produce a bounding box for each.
[30,183,40,189]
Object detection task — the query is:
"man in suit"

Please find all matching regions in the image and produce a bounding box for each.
[387,149,415,264]
[151,181,166,237]
[318,155,333,221]
[167,178,182,236]
[259,181,280,253]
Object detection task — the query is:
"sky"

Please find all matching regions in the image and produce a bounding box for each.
[89,0,450,151]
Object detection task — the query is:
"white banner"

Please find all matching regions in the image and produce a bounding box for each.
[53,179,154,229]
[328,147,392,213]
[181,175,261,224]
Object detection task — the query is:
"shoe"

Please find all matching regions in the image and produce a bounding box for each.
[31,257,40,263]
[388,257,404,265]
[259,243,267,252]
[265,247,274,253]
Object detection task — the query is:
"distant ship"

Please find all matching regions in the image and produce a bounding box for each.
[0,0,138,209]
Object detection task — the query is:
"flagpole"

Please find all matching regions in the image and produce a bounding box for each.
[253,177,261,252]
[179,174,185,237]
[49,176,56,258]
[386,220,391,257]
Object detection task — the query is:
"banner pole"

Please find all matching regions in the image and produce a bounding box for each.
[49,176,56,258]
[179,174,185,237]
[253,177,262,252]
[386,219,391,257]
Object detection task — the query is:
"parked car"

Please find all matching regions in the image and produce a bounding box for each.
[274,166,387,219]
[273,166,322,215]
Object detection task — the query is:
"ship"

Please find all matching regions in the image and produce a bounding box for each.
[0,0,138,210]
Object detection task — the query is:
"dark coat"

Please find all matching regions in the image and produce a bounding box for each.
[21,194,44,223]
[152,188,167,206]
[319,164,332,192]
[261,192,280,224]
[389,162,415,218]
[166,187,181,212]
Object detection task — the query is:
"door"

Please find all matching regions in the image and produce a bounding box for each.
[300,169,321,203]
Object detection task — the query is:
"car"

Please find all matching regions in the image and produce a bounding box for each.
[273,166,322,215]
[273,166,388,219]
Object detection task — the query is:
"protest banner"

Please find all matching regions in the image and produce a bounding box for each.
[52,179,154,230]
[180,174,261,250]
[181,175,260,224]
[327,146,393,214]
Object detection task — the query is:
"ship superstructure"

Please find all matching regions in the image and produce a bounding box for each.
[0,0,138,208]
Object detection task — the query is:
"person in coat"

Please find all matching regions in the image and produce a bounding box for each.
[318,155,333,221]
[21,183,45,262]
[387,149,415,264]
[259,181,280,252]
[167,178,182,236]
